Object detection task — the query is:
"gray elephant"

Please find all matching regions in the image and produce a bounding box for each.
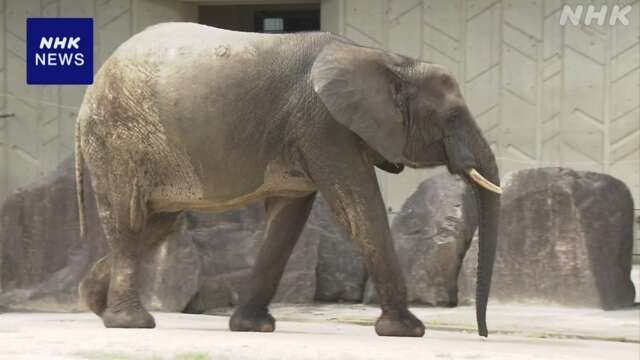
[76,23,501,337]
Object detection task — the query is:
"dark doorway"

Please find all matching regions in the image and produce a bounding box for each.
[199,3,320,33]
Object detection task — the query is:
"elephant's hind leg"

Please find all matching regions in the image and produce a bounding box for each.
[230,194,316,332]
[79,212,182,319]
[92,182,156,329]
[79,255,111,316]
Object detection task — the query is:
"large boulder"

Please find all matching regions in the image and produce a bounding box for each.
[184,199,323,312]
[139,222,202,312]
[0,156,363,313]
[459,168,636,309]
[312,197,366,302]
[181,205,264,312]
[364,173,479,306]
[0,158,105,311]
[185,195,365,313]
[0,157,199,312]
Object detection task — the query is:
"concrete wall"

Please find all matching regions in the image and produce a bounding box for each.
[321,0,640,252]
[0,0,197,204]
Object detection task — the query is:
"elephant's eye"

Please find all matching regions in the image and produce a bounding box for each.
[435,70,460,92]
[442,73,457,87]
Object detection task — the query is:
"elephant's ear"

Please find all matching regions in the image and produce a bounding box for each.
[311,42,407,163]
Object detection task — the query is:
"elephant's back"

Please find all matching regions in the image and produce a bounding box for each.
[110,22,335,76]
[79,23,335,204]
[116,22,272,55]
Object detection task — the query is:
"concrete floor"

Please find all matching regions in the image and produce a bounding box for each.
[0,305,638,360]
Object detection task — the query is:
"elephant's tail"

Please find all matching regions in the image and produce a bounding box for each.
[75,118,86,241]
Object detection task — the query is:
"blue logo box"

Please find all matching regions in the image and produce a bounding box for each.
[26,18,93,85]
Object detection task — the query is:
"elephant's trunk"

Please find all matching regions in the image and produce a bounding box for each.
[466,124,501,337]
[441,105,501,336]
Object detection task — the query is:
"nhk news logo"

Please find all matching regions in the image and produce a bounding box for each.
[26,18,93,85]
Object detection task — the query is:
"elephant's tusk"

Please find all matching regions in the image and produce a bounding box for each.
[467,168,502,194]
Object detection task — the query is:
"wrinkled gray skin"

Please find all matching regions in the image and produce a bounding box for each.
[76,23,500,337]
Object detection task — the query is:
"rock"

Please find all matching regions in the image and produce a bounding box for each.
[0,155,366,314]
[185,195,361,312]
[364,173,479,306]
[183,205,265,312]
[0,157,105,312]
[139,220,202,312]
[312,197,366,303]
[0,157,198,312]
[458,168,637,309]
[274,218,320,303]
[185,270,252,313]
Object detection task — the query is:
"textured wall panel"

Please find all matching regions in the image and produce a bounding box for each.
[388,4,421,58]
[60,0,94,17]
[345,0,385,44]
[98,1,131,64]
[465,3,501,81]
[424,0,461,39]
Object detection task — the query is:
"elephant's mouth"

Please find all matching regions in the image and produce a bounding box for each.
[466,168,502,194]
[403,161,502,194]
[403,159,445,169]
[440,134,502,194]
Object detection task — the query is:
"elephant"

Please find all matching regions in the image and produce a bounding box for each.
[76,22,501,337]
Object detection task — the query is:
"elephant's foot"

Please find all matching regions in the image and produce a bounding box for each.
[102,303,156,328]
[229,306,275,332]
[78,257,111,316]
[375,309,425,337]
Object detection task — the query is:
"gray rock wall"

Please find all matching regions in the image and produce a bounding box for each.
[0,156,365,313]
[184,195,366,312]
[0,158,106,311]
[1,160,635,313]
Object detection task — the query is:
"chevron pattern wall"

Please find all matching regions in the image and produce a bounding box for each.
[0,0,195,204]
[322,0,639,215]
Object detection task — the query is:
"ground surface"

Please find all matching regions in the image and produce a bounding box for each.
[1,305,638,360]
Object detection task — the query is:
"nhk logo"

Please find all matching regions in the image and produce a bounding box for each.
[27,18,93,84]
[559,4,633,26]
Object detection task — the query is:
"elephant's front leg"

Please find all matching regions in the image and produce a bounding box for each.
[229,194,316,332]
[310,159,425,337]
